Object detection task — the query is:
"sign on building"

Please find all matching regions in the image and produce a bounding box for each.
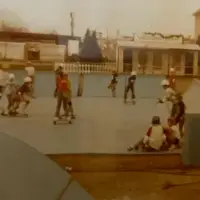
[40,44,66,61]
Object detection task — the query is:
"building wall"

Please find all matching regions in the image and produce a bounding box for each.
[195,15,200,39]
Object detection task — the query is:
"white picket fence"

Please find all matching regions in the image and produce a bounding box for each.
[54,62,117,73]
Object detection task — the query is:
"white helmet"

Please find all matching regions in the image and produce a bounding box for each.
[131,71,136,76]
[9,73,15,80]
[170,68,175,72]
[161,79,169,86]
[24,76,32,83]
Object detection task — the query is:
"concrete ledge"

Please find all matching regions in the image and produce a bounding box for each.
[47,153,183,172]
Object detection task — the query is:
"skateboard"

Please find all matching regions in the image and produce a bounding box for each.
[1,112,28,118]
[53,116,73,125]
[124,99,136,105]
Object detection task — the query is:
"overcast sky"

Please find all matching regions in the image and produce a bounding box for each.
[0,0,200,37]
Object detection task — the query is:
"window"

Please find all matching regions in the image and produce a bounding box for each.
[153,51,162,68]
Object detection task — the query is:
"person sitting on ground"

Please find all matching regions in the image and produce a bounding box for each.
[127,116,169,152]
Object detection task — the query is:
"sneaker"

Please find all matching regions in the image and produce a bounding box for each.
[127,145,134,152]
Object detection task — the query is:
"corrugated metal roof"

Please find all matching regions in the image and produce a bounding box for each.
[116,40,200,50]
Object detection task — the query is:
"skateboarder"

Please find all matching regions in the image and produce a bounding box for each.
[108,70,118,97]
[54,71,72,123]
[124,71,136,103]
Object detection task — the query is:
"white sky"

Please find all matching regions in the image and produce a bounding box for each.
[0,0,200,37]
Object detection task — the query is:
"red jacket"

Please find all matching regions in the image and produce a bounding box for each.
[169,75,176,90]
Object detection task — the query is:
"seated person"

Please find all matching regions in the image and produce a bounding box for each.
[128,116,169,152]
[166,117,182,150]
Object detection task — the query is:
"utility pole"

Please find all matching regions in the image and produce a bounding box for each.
[70,12,75,36]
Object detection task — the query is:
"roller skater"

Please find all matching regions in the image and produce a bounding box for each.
[1,73,17,116]
[9,77,33,117]
[108,70,118,97]
[53,71,72,124]
[169,93,185,138]
[157,79,176,112]
[0,66,9,99]
[25,61,35,96]
[168,67,176,91]
[124,71,136,104]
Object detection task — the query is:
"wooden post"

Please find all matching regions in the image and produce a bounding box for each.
[77,72,84,96]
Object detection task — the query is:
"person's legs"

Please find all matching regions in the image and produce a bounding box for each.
[130,85,135,100]
[54,92,62,118]
[124,85,130,101]
[20,94,31,115]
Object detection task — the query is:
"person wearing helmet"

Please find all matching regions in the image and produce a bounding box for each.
[54,71,72,123]
[127,116,169,152]
[0,65,9,99]
[108,70,118,97]
[168,93,185,138]
[54,65,64,98]
[168,67,176,90]
[9,76,33,116]
[1,73,17,116]
[25,61,35,96]
[157,79,176,104]
[124,71,136,103]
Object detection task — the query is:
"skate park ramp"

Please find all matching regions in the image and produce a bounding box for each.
[183,78,200,113]
[11,70,165,98]
[0,132,94,200]
[182,79,200,166]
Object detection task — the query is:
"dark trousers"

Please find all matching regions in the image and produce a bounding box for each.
[124,84,135,100]
[55,92,68,117]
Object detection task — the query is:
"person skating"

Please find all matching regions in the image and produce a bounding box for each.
[169,93,185,138]
[10,77,33,116]
[108,70,118,97]
[53,71,72,124]
[25,61,35,96]
[0,65,9,99]
[157,79,176,112]
[124,71,136,103]
[1,73,17,116]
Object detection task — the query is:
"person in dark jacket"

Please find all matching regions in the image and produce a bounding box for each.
[124,71,136,103]
[108,70,118,97]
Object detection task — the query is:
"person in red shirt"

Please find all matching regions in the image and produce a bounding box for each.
[168,67,176,90]
[54,71,72,123]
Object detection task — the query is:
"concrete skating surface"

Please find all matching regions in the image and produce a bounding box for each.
[10,70,165,98]
[0,97,169,154]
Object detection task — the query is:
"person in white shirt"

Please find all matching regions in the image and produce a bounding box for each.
[127,116,168,152]
[25,61,35,95]
[0,67,9,99]
[1,73,17,115]
[157,79,176,113]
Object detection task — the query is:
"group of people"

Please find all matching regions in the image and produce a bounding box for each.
[108,70,136,103]
[0,61,35,117]
[126,67,186,152]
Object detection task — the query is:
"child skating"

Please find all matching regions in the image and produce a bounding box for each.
[108,70,118,97]
[124,71,136,104]
[53,71,72,124]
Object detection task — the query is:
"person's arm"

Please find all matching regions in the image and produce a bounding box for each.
[143,127,152,144]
